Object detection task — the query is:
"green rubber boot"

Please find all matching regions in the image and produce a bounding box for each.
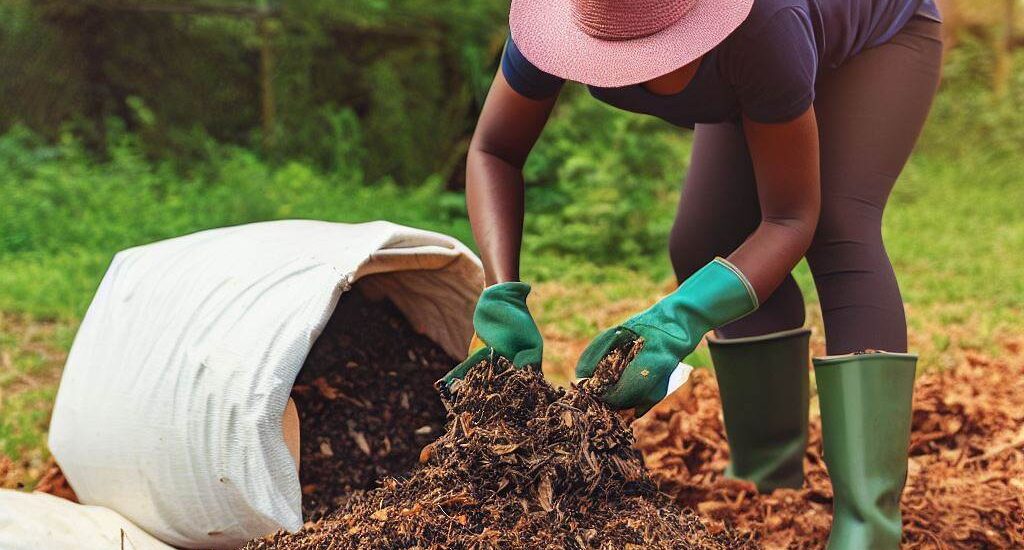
[709,328,811,492]
[814,351,917,550]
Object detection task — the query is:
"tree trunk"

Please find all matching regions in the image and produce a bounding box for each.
[43,5,111,153]
[259,16,277,152]
[936,0,961,53]
[993,0,1016,98]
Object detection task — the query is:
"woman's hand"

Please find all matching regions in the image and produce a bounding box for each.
[440,282,544,387]
[576,258,758,415]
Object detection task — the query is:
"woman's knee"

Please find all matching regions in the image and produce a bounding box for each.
[805,220,907,354]
[806,203,885,270]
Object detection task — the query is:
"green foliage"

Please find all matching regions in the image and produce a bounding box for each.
[0,385,57,459]
[885,143,1024,316]
[0,123,470,318]
[920,37,1024,159]
[0,0,507,183]
[522,89,689,272]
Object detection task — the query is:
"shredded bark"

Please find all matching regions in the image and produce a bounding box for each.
[634,344,1024,549]
[0,455,17,489]
[582,336,645,396]
[33,457,77,502]
[245,347,755,550]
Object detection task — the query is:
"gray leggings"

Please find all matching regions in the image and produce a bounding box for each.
[669,17,943,355]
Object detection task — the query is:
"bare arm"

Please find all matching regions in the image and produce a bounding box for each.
[728,107,821,300]
[467,70,559,285]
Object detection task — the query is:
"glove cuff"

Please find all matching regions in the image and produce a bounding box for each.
[652,257,759,335]
[480,281,532,306]
[472,281,542,368]
[710,257,758,311]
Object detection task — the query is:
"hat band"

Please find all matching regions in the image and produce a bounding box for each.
[571,0,698,41]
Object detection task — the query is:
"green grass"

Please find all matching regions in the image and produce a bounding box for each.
[888,153,1024,312]
[0,131,473,319]
[0,315,74,487]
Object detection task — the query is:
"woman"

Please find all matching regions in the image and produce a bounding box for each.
[442,0,942,547]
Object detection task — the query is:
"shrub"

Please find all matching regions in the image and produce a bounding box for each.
[522,89,690,272]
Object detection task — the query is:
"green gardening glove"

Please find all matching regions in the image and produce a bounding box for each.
[441,282,543,388]
[575,258,758,415]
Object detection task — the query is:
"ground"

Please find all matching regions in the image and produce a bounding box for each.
[632,342,1024,548]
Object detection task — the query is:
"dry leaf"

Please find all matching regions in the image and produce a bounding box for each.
[537,475,554,512]
[312,377,338,400]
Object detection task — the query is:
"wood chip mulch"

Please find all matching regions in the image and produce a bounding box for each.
[633,344,1024,549]
[245,342,756,550]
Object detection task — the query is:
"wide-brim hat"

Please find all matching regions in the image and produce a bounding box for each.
[510,0,754,88]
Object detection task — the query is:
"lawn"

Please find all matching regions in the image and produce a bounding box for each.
[2,88,1023,490]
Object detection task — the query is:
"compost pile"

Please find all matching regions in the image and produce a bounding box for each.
[246,340,755,550]
[290,290,454,520]
[634,344,1024,549]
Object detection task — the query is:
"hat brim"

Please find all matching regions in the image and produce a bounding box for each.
[510,0,754,88]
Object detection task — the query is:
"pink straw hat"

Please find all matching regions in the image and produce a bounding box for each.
[510,0,754,88]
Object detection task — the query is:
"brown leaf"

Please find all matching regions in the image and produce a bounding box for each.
[312,377,338,400]
[419,443,435,464]
[400,503,423,517]
[537,475,554,512]
[491,443,519,455]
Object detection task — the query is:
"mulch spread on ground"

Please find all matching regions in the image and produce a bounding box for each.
[245,340,755,550]
[634,343,1024,549]
[22,296,1022,549]
[290,289,454,520]
[31,457,78,502]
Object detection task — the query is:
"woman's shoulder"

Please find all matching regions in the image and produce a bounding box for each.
[718,0,816,63]
[716,0,819,124]
[728,0,811,42]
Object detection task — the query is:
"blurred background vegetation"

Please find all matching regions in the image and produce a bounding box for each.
[1,0,1023,473]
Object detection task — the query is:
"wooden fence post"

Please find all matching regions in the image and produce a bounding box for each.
[993,0,1017,98]
[258,12,277,151]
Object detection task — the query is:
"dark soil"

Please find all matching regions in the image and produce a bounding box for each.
[290,289,454,520]
[246,341,755,550]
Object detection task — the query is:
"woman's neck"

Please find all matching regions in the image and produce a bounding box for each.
[641,55,704,95]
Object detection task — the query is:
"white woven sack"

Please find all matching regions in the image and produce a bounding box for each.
[0,490,173,550]
[47,220,483,548]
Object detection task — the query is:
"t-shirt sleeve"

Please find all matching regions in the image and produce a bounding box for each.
[500,35,566,100]
[723,8,817,123]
